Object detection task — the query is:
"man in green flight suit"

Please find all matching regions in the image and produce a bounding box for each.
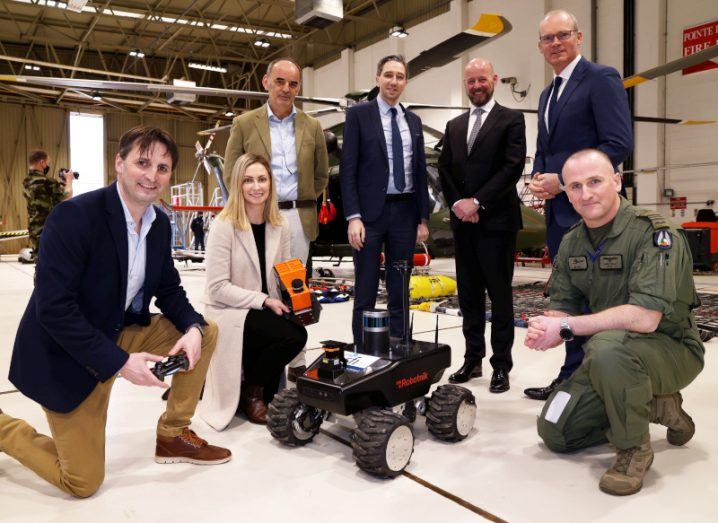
[525,148,704,496]
[23,149,74,262]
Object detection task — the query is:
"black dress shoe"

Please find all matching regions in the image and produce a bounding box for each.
[448,360,482,384]
[524,378,563,401]
[489,369,510,393]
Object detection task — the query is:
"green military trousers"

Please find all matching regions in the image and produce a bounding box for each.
[537,329,704,452]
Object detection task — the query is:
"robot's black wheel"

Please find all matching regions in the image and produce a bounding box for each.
[426,384,476,442]
[352,410,414,478]
[267,388,323,446]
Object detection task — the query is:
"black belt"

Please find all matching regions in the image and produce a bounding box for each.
[385,193,414,202]
[278,199,315,210]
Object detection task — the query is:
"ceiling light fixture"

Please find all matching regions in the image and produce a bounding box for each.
[129,49,145,58]
[24,64,41,71]
[224,110,235,117]
[389,25,409,38]
[188,62,227,73]
[91,91,102,101]
[254,38,270,48]
[67,0,89,13]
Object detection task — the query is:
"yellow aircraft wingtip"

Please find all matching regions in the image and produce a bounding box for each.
[623,76,647,88]
[470,14,509,36]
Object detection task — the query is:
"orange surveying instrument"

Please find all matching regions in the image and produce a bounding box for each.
[273,259,321,326]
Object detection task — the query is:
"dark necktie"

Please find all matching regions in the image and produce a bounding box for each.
[389,107,406,193]
[547,76,563,132]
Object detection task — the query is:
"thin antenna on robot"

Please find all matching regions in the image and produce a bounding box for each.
[434,315,439,346]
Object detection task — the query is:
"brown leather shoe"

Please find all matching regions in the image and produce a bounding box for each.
[155,428,231,465]
[239,385,268,424]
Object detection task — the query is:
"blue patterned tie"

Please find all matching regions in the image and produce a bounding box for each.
[547,76,563,132]
[390,107,406,193]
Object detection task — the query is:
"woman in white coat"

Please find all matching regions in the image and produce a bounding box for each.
[200,153,307,429]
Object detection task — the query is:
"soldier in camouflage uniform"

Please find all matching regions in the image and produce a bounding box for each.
[23,149,73,262]
[526,149,704,496]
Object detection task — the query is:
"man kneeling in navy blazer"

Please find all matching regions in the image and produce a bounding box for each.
[0,126,230,498]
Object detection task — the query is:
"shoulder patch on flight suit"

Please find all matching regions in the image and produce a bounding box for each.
[599,254,623,270]
[635,208,670,230]
[653,230,673,250]
[568,256,588,270]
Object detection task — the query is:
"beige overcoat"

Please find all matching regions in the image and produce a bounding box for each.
[199,217,291,431]
[223,104,329,241]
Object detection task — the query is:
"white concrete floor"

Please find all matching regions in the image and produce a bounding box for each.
[1,256,717,522]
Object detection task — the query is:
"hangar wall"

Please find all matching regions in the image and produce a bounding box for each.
[0,107,225,254]
[0,103,71,254]
[304,0,718,225]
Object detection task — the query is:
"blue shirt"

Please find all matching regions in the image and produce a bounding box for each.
[377,96,413,194]
[117,187,157,312]
[267,103,299,202]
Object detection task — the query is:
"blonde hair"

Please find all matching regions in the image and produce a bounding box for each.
[219,153,283,230]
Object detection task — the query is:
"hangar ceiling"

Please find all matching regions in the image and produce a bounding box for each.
[0,0,450,120]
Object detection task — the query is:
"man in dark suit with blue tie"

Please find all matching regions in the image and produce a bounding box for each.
[0,126,230,498]
[524,10,632,400]
[340,55,431,347]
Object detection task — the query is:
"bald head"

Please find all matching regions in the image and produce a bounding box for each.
[563,149,614,178]
[563,149,623,227]
[464,58,497,106]
[539,10,579,34]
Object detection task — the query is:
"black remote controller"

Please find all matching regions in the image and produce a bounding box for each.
[151,353,190,381]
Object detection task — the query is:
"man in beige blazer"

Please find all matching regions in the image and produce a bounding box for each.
[224,58,329,264]
[223,57,328,376]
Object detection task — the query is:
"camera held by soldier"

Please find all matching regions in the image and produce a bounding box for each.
[58,168,79,183]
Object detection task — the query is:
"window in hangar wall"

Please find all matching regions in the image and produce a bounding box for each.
[69,112,104,197]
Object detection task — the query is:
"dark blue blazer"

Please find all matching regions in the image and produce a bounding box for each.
[533,57,632,228]
[340,99,430,224]
[9,182,204,413]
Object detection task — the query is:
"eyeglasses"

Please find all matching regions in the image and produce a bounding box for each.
[539,30,576,45]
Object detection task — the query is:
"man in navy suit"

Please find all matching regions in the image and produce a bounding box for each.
[524,10,632,400]
[340,55,431,346]
[0,126,230,498]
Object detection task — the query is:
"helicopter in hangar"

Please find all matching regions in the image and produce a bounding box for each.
[2,14,716,256]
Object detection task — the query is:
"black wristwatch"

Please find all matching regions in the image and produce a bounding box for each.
[186,323,205,337]
[559,319,574,341]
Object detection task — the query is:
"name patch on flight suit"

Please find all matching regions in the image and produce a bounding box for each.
[568,256,588,270]
[599,255,623,270]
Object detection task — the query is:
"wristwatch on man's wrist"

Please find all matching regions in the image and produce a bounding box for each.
[186,322,205,338]
[559,319,574,341]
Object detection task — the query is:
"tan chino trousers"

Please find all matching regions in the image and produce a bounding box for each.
[0,316,217,498]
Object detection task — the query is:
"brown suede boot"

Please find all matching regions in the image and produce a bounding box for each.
[650,392,695,446]
[155,428,231,465]
[599,438,653,496]
[239,385,267,424]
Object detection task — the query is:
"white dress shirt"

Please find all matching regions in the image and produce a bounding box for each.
[117,186,157,312]
[266,102,299,202]
[377,96,414,194]
[466,97,496,145]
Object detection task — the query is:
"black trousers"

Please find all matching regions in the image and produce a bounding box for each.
[453,225,516,372]
[193,233,205,251]
[242,308,307,402]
